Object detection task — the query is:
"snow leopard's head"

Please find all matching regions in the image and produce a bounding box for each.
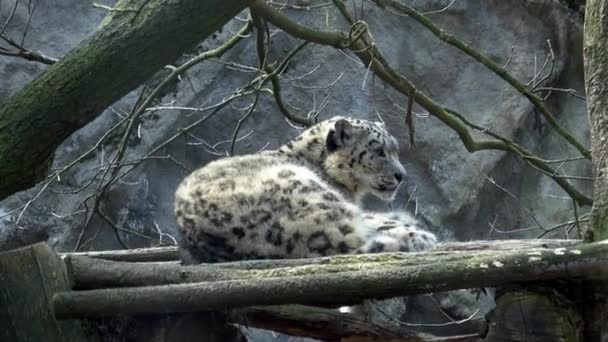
[323,116,407,201]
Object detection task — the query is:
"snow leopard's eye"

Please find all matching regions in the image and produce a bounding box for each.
[375,148,386,158]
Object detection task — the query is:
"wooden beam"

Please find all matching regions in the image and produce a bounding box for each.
[60,239,582,262]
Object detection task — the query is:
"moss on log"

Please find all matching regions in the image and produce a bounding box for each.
[0,243,95,342]
[0,0,247,199]
[53,240,608,318]
[60,239,581,263]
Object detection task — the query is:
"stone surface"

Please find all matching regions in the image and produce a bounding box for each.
[0,0,590,339]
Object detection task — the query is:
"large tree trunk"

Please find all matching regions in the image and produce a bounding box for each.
[586,0,608,242]
[0,0,247,200]
[583,1,608,340]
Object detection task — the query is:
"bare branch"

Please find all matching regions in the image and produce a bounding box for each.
[421,0,457,15]
[477,168,546,232]
[0,39,58,64]
[0,0,18,37]
[67,20,254,250]
[369,0,590,159]
[405,88,415,148]
[533,86,587,101]
[230,91,261,155]
[373,301,481,328]
[248,0,592,205]
[445,107,591,205]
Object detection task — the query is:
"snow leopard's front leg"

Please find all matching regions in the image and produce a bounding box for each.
[341,212,437,320]
[356,213,437,253]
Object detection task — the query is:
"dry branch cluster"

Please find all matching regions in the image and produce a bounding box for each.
[0,0,592,253]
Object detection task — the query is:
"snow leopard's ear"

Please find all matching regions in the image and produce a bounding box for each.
[326,119,354,152]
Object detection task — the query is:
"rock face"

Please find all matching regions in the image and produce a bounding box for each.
[0,0,590,339]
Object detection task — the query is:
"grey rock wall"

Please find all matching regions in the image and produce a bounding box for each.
[0,0,590,338]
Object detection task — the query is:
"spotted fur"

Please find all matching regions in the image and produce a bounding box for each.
[175,116,436,263]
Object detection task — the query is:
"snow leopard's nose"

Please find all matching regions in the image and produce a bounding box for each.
[394,172,403,183]
[394,170,406,183]
[390,157,407,183]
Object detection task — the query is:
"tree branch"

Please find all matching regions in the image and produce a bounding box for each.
[248,0,592,206]
[0,0,248,199]
[249,0,350,48]
[0,40,58,64]
[372,0,590,159]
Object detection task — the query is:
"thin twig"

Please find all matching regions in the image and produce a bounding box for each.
[69,21,254,250]
[368,0,590,159]
[250,0,591,205]
[477,168,546,232]
[230,91,261,156]
[19,0,39,47]
[571,200,582,238]
[405,87,415,148]
[533,87,586,101]
[268,0,333,10]
[531,40,555,90]
[373,300,481,327]
[445,107,591,205]
[0,0,19,37]
[1,31,58,64]
[422,0,457,15]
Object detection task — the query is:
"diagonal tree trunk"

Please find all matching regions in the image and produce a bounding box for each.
[583,1,608,340]
[0,0,247,200]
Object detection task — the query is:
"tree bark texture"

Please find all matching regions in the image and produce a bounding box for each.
[584,2,608,341]
[60,239,581,263]
[484,288,583,342]
[0,0,247,199]
[63,239,593,290]
[53,240,607,319]
[0,243,95,342]
[585,0,608,242]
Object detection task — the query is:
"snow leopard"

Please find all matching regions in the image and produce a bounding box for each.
[174,116,436,263]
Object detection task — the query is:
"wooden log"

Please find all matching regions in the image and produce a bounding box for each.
[230,305,482,342]
[485,288,583,341]
[62,239,593,289]
[60,239,582,262]
[53,240,608,319]
[0,243,95,341]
